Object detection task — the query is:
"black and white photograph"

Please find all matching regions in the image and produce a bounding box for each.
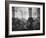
[12,7,40,31]
[5,1,45,37]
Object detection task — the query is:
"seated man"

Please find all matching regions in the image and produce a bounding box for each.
[26,17,33,30]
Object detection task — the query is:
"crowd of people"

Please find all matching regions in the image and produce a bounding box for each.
[12,17,40,31]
